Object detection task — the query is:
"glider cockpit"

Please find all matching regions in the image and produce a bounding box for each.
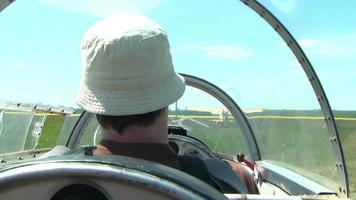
[0,0,352,199]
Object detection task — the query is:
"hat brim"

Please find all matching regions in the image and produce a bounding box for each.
[76,73,185,116]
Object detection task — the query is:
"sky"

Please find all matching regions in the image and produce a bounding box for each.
[0,0,355,111]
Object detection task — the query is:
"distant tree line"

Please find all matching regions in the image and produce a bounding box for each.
[333,110,356,118]
[246,109,356,118]
[168,109,213,116]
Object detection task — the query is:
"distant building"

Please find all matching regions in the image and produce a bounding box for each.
[185,106,263,115]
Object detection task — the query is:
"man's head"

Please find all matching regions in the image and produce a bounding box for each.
[76,15,185,133]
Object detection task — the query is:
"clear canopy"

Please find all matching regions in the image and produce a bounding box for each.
[1,0,354,196]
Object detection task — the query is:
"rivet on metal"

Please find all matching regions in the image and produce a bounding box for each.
[274,24,280,32]
[335,162,342,168]
[261,10,266,16]
[298,58,305,63]
[329,137,337,143]
[309,77,315,81]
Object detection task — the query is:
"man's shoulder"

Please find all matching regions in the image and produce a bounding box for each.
[224,159,259,194]
[178,155,251,194]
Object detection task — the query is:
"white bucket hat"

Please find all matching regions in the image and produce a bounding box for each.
[76,15,185,116]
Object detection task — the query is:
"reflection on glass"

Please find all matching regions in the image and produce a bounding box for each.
[24,114,47,150]
[0,110,34,154]
[79,116,102,147]
[169,86,250,158]
[56,114,81,146]
[0,102,79,155]
[247,110,338,189]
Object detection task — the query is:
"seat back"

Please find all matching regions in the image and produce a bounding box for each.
[0,155,228,200]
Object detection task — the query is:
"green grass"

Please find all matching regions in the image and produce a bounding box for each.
[36,115,65,149]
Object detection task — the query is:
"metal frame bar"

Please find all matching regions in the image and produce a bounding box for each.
[0,100,75,115]
[182,73,261,161]
[240,0,349,197]
[66,111,93,149]
[0,0,15,12]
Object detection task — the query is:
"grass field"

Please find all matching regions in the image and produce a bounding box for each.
[0,111,355,197]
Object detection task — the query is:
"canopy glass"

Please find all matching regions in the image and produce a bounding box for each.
[1,0,354,196]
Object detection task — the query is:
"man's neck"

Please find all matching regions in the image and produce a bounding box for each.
[100,113,169,144]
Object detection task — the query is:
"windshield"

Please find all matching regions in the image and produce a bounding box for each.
[0,0,354,197]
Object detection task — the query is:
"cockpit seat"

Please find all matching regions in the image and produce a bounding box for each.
[0,155,227,200]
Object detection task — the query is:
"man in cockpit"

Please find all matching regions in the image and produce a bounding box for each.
[76,15,258,194]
